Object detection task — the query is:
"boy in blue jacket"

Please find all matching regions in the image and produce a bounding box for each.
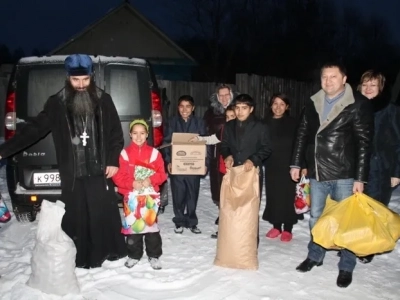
[164,95,211,234]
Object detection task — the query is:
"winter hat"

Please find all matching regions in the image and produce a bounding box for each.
[64,54,93,76]
[129,119,149,132]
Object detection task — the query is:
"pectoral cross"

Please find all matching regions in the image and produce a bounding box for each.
[80,130,89,146]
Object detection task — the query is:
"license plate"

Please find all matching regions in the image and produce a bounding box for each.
[33,172,61,186]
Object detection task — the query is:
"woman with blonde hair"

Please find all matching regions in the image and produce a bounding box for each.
[357,70,400,263]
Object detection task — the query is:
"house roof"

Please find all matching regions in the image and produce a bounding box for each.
[49,1,196,64]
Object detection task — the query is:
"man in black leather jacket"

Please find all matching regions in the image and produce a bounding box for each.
[290,62,374,288]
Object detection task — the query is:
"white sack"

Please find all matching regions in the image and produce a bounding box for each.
[27,200,80,295]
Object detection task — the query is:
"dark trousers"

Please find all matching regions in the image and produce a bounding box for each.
[126,232,162,260]
[160,181,169,207]
[170,174,201,227]
[209,158,224,206]
[365,157,394,206]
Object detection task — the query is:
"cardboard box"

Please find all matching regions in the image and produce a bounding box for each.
[170,133,206,175]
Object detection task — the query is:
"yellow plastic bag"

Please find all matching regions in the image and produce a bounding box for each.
[311,196,343,250]
[312,193,400,256]
[334,193,400,256]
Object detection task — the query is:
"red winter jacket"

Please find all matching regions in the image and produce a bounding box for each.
[112,142,167,197]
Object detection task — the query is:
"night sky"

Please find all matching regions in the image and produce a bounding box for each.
[1,0,400,54]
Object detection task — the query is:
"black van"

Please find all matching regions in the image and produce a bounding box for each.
[4,55,165,222]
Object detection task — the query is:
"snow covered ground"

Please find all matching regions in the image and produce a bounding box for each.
[0,165,400,300]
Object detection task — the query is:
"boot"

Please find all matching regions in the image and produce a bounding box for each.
[296,258,323,272]
[189,226,201,234]
[174,226,183,234]
[280,231,293,242]
[125,258,140,268]
[148,257,162,270]
[266,228,281,238]
[359,254,374,264]
[337,270,352,288]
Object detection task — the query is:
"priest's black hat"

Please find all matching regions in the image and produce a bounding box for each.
[64,54,93,76]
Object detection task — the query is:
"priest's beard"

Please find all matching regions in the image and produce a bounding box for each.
[65,80,98,117]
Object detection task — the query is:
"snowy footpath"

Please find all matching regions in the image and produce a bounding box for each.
[0,167,399,300]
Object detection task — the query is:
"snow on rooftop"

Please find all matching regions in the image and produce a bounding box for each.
[19,55,147,66]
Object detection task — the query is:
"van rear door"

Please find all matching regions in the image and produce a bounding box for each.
[103,63,153,146]
[13,65,66,189]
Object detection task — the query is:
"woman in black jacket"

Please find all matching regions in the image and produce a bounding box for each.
[262,94,302,242]
[203,84,238,209]
[358,70,400,263]
[359,71,400,205]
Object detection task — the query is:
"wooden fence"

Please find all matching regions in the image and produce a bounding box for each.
[158,74,321,119]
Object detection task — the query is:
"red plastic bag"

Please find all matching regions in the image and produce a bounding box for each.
[218,126,226,174]
[294,175,310,214]
[219,155,226,174]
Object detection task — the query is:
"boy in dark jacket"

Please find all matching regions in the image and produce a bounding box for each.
[220,94,272,178]
[164,95,211,234]
[219,94,272,246]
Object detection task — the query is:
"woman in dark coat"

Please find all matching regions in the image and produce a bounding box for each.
[358,70,400,263]
[359,70,400,206]
[203,84,239,210]
[262,94,302,242]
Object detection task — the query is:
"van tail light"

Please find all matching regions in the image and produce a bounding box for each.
[151,91,163,147]
[5,91,16,140]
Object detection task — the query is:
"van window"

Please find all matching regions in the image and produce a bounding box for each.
[108,68,141,115]
[27,68,66,116]
[22,64,149,119]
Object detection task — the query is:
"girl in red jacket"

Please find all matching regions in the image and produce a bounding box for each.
[113,119,167,270]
